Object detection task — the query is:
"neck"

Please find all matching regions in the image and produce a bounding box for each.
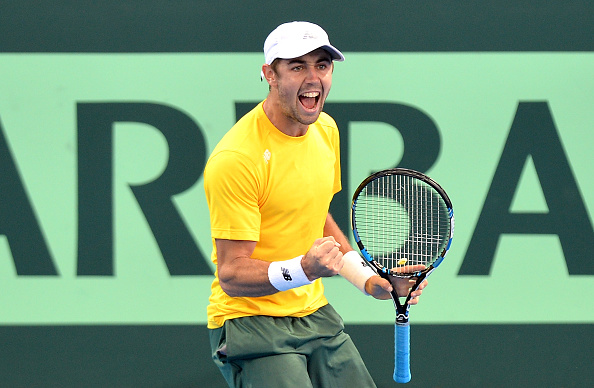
[262,99,309,137]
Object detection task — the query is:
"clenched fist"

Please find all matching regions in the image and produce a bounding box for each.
[301,236,344,281]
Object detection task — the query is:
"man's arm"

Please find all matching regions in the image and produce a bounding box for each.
[216,236,344,298]
[215,239,272,297]
[322,213,355,254]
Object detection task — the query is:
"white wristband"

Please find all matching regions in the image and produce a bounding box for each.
[339,250,377,295]
[268,255,312,292]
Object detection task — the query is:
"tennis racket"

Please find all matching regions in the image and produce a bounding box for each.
[351,168,454,383]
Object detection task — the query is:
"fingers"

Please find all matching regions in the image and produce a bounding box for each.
[303,237,344,279]
[314,238,343,272]
[366,274,429,304]
[407,279,428,305]
[390,274,429,304]
[393,264,425,274]
[314,237,341,256]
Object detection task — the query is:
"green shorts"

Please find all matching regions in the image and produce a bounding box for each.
[209,304,376,388]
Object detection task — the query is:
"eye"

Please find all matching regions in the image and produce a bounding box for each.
[317,61,332,71]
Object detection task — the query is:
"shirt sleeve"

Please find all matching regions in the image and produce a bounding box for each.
[203,150,261,241]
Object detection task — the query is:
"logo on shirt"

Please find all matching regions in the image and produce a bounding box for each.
[281,267,292,282]
[263,149,271,164]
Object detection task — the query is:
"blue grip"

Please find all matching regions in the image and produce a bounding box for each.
[393,323,411,383]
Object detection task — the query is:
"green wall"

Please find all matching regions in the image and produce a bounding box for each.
[1,1,592,387]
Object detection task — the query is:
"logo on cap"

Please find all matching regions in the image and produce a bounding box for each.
[303,31,318,40]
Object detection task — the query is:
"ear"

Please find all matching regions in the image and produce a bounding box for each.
[262,64,276,85]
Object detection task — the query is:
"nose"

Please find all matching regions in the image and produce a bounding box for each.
[304,65,319,82]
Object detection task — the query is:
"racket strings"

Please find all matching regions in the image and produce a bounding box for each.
[354,174,449,273]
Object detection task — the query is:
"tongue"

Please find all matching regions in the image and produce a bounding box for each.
[300,96,316,110]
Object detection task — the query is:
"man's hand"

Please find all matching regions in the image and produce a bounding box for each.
[365,265,429,305]
[364,275,393,300]
[301,236,344,281]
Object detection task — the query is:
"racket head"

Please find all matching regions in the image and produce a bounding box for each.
[351,168,454,278]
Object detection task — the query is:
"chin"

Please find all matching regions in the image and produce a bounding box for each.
[298,108,322,124]
[299,115,320,126]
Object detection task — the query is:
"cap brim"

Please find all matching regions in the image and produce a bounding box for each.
[322,45,345,62]
[274,44,345,64]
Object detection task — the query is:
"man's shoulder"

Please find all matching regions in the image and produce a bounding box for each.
[212,103,266,152]
[205,103,267,174]
[317,111,338,130]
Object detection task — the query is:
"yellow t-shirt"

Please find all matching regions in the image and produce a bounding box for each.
[204,101,342,329]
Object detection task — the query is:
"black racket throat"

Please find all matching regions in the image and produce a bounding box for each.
[383,271,429,323]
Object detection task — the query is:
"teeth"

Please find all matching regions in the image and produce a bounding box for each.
[301,92,319,98]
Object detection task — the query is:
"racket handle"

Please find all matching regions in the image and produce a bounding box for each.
[393,323,411,383]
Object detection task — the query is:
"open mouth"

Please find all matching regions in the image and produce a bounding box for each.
[299,91,320,111]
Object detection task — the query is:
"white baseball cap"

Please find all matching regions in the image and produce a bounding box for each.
[262,21,345,78]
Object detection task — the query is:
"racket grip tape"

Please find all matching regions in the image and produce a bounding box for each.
[393,323,411,383]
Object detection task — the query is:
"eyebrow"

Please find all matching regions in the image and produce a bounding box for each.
[286,58,306,65]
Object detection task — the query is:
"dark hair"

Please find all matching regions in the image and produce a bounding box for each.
[267,59,280,91]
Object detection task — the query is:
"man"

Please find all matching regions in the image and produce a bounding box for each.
[204,21,427,387]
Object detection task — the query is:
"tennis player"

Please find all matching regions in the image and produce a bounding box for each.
[204,21,427,387]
